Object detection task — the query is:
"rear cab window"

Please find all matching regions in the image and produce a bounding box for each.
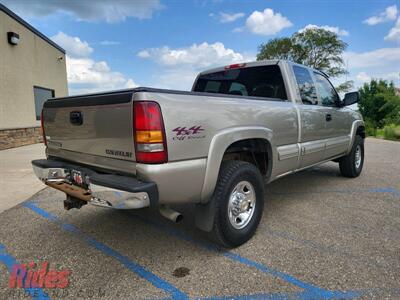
[193,65,287,100]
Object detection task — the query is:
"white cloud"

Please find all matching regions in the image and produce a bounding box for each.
[299,24,349,36]
[151,69,200,91]
[343,47,400,68]
[363,5,398,25]
[219,12,245,23]
[67,57,139,94]
[335,47,400,88]
[245,8,292,35]
[125,79,138,88]
[137,42,247,68]
[137,50,151,58]
[353,71,399,86]
[51,32,138,95]
[100,40,121,46]
[1,0,163,23]
[356,72,371,83]
[232,27,245,33]
[137,42,254,90]
[52,32,93,58]
[385,17,400,42]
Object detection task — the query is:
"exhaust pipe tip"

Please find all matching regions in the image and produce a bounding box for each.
[159,205,183,223]
[175,214,183,223]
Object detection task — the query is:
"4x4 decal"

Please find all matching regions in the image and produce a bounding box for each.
[172,126,205,141]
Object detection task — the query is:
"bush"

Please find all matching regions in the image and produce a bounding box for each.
[383,124,400,140]
[365,119,376,136]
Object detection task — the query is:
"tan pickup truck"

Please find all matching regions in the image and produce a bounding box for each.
[32,60,365,247]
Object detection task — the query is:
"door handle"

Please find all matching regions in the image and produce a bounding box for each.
[326,114,332,122]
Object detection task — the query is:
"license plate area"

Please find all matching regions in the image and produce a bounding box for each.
[71,170,88,188]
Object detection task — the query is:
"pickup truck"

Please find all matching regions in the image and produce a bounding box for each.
[32,60,365,247]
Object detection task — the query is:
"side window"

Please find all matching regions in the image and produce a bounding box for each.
[204,81,221,93]
[314,73,339,106]
[293,66,318,105]
[228,82,248,96]
[33,86,55,120]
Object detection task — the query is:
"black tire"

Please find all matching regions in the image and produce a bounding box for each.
[211,160,264,248]
[339,135,364,178]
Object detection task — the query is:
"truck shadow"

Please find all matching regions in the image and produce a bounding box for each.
[35,161,361,252]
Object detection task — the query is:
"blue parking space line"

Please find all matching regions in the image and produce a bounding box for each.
[200,288,361,300]
[266,229,394,269]
[23,202,188,300]
[130,213,334,297]
[201,288,400,299]
[368,187,400,197]
[0,244,51,300]
[26,195,398,300]
[269,186,400,198]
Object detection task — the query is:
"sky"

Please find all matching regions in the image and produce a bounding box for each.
[2,0,400,95]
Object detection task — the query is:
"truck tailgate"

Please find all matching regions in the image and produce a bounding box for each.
[43,91,136,163]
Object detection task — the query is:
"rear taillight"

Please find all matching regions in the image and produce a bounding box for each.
[134,101,167,164]
[40,110,47,146]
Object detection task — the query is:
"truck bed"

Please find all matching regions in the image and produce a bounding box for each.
[43,86,293,175]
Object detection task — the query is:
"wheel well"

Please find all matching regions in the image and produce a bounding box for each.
[222,138,272,178]
[356,126,365,139]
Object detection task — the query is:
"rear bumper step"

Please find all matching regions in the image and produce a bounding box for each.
[31,159,158,209]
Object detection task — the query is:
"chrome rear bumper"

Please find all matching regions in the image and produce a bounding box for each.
[32,160,157,210]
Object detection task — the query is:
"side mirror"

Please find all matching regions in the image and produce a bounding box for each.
[343,92,360,106]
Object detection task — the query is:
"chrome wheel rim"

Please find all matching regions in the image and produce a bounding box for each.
[228,181,256,230]
[355,145,362,169]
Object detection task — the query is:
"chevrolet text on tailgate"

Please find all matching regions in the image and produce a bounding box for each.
[32,60,365,247]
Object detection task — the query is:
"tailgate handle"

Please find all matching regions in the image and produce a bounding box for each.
[70,111,83,125]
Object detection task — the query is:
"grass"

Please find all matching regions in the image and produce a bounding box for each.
[372,124,400,141]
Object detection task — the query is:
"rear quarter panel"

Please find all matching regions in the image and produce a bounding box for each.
[135,91,299,162]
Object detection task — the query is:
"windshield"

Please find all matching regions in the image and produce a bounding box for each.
[193,65,287,100]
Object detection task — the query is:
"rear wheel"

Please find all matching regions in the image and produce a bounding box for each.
[211,161,264,247]
[339,135,364,178]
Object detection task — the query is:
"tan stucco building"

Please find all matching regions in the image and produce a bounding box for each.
[0,4,68,149]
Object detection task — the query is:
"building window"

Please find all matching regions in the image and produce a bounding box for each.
[33,86,54,120]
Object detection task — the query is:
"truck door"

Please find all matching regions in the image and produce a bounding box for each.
[313,72,352,159]
[292,65,328,168]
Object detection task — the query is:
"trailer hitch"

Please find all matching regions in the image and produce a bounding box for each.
[64,195,87,210]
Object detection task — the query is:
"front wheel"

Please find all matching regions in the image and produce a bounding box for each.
[339,135,364,178]
[211,161,264,248]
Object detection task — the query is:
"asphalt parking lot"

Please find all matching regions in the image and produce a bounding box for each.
[0,138,399,300]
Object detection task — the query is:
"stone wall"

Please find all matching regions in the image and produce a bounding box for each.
[0,127,43,150]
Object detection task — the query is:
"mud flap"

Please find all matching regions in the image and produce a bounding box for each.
[194,198,215,232]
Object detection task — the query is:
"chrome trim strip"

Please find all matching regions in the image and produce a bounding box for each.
[277,144,299,161]
[275,153,346,179]
[301,140,325,155]
[325,136,350,150]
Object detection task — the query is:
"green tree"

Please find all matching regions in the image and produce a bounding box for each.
[358,79,400,130]
[257,38,296,61]
[257,28,352,91]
